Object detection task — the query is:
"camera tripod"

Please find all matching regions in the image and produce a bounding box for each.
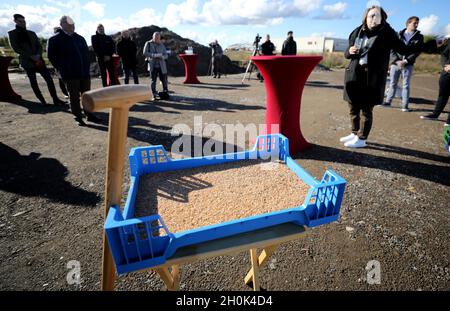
[241,36,261,84]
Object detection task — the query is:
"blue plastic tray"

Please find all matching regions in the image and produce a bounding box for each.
[105,134,346,274]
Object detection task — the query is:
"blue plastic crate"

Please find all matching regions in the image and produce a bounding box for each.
[105,134,347,274]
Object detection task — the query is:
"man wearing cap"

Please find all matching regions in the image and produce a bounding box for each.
[8,14,66,106]
[47,16,100,126]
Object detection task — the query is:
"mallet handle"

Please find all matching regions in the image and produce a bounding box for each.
[81,85,149,291]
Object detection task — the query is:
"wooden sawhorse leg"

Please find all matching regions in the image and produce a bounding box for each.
[155,265,180,291]
[244,245,278,291]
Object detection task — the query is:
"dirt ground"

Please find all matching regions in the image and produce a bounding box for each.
[0,69,449,291]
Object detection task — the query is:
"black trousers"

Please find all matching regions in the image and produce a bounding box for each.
[348,102,373,140]
[64,78,95,119]
[98,59,117,87]
[213,56,221,76]
[59,78,68,96]
[25,66,58,103]
[151,67,168,95]
[432,72,450,122]
[124,67,139,84]
[346,66,375,140]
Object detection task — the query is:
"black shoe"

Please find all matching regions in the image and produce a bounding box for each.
[420,113,439,120]
[380,102,391,107]
[74,117,86,126]
[87,115,101,123]
[213,75,217,78]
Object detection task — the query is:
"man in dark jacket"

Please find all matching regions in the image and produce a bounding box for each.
[91,24,117,87]
[420,42,450,126]
[8,14,65,106]
[260,34,276,56]
[257,34,276,81]
[384,16,424,111]
[47,16,100,126]
[209,40,223,78]
[281,31,297,55]
[117,30,139,84]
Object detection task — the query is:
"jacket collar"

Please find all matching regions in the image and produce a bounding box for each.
[400,28,421,40]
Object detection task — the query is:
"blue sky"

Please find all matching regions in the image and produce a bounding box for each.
[1,0,449,48]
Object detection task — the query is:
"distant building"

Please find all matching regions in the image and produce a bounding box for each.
[297,37,348,53]
[273,36,348,54]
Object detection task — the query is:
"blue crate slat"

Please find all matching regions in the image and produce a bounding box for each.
[105,134,346,274]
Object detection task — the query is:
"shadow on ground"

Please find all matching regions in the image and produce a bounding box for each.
[133,96,264,113]
[305,80,344,90]
[87,115,243,157]
[0,142,100,206]
[296,143,450,186]
[3,99,70,114]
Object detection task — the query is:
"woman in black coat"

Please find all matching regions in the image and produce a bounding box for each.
[341,5,436,148]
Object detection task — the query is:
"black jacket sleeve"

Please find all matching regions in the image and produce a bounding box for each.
[344,27,359,60]
[47,36,60,70]
[442,44,450,67]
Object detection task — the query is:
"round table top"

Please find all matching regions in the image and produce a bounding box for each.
[251,55,323,61]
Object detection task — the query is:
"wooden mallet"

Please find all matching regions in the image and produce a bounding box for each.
[82,85,150,291]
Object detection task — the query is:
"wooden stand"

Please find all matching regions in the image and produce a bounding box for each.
[150,222,305,291]
[82,86,306,291]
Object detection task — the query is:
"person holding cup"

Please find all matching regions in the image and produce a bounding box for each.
[143,32,169,100]
[341,4,440,148]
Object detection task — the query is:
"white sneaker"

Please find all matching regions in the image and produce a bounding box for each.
[402,108,410,112]
[344,137,367,148]
[339,133,357,143]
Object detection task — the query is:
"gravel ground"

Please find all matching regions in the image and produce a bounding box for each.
[0,70,449,291]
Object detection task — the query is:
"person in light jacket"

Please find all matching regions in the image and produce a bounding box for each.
[383,16,424,111]
[143,32,168,99]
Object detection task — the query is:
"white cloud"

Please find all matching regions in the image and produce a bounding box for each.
[316,2,348,20]
[293,0,322,13]
[419,14,439,35]
[163,0,322,27]
[0,4,63,37]
[83,1,105,19]
[129,8,162,28]
[442,23,450,36]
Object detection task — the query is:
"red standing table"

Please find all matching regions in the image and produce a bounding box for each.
[179,54,201,84]
[251,55,322,155]
[106,55,121,86]
[0,56,22,101]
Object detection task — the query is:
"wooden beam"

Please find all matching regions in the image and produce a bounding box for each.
[155,267,175,290]
[244,245,277,285]
[249,249,260,291]
[171,265,180,291]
